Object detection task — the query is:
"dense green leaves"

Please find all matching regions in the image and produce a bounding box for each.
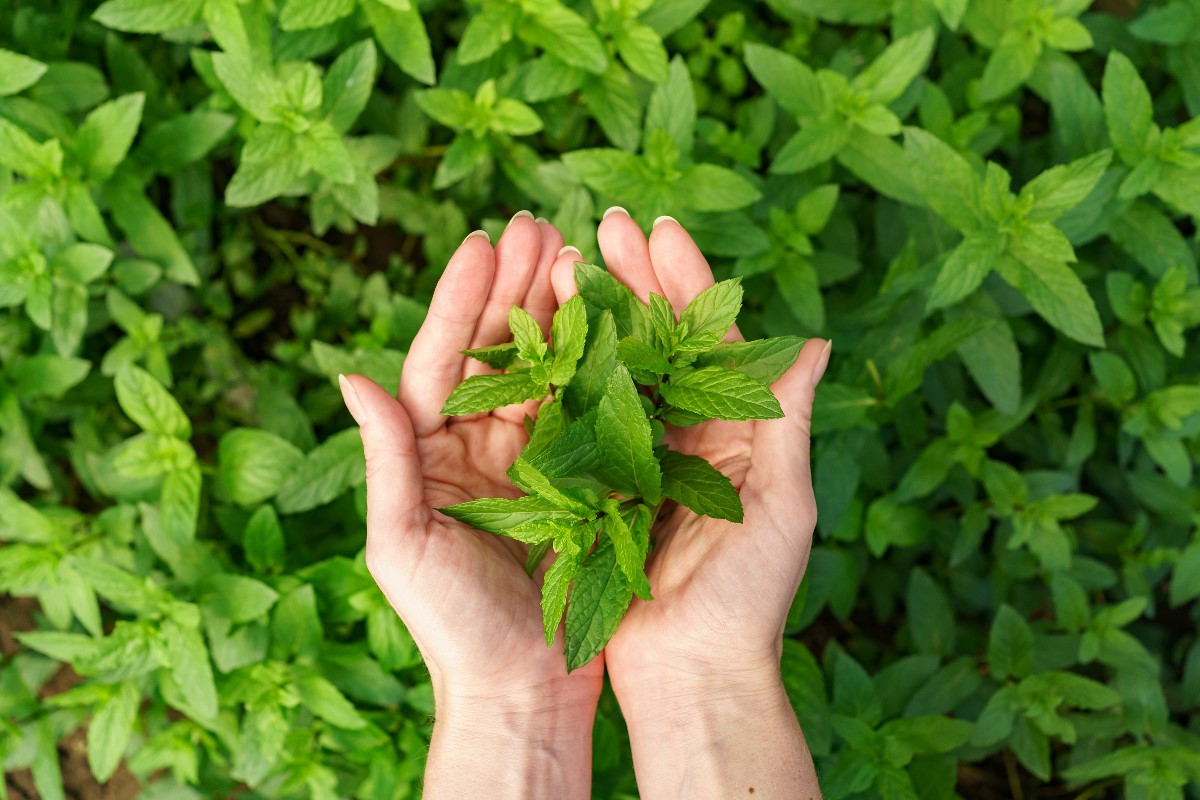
[2,2,1199,797]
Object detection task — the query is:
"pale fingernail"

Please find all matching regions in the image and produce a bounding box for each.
[811,341,832,389]
[339,374,365,424]
[603,206,628,220]
[557,245,582,258]
[534,216,549,224]
[510,210,535,223]
[463,229,490,244]
[652,215,677,229]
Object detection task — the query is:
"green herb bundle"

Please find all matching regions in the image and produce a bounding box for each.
[438,262,803,670]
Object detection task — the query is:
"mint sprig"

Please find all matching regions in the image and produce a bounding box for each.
[437,263,804,670]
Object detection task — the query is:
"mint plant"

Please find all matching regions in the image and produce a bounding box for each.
[437,263,801,669]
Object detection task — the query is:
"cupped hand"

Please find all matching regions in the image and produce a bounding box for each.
[340,214,604,706]
[546,211,831,697]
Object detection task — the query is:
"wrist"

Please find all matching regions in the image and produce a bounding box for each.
[424,676,602,800]
[433,674,603,737]
[612,658,786,734]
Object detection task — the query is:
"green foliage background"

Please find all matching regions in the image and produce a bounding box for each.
[1,0,1199,797]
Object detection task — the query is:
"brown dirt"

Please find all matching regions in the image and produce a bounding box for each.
[1,595,141,800]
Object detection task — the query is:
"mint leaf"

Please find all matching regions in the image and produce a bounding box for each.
[321,39,377,134]
[1102,52,1156,164]
[677,278,742,348]
[903,127,984,234]
[510,305,548,363]
[648,292,676,349]
[115,366,190,438]
[928,234,1006,310]
[461,342,519,369]
[600,499,652,601]
[563,310,618,418]
[528,411,601,478]
[573,263,652,342]
[550,294,587,385]
[437,495,578,536]
[596,365,662,504]
[87,681,139,782]
[542,546,584,646]
[75,92,145,181]
[1021,150,1113,222]
[661,366,783,420]
[441,371,546,415]
[92,0,203,33]
[616,336,672,376]
[274,428,364,514]
[564,535,633,672]
[995,254,1105,348]
[660,449,744,522]
[693,337,805,385]
[507,457,595,518]
[217,428,304,507]
[0,49,46,96]
[743,42,825,120]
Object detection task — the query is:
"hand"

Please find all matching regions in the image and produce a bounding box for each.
[339,214,602,800]
[547,209,829,798]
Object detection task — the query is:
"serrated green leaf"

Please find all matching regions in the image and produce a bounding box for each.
[564,310,618,418]
[692,337,805,385]
[550,294,587,385]
[995,254,1104,347]
[678,278,742,347]
[87,681,139,782]
[93,0,203,32]
[616,336,672,375]
[661,366,782,420]
[1102,51,1156,164]
[928,234,1006,310]
[600,499,652,600]
[660,449,743,522]
[115,365,191,438]
[441,370,546,415]
[595,365,662,504]
[437,495,578,536]
[564,536,632,672]
[541,547,584,646]
[507,457,595,517]
[462,342,520,369]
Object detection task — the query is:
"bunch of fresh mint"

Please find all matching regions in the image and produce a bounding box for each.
[439,263,804,670]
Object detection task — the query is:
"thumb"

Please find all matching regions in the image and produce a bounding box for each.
[339,374,430,579]
[748,339,831,501]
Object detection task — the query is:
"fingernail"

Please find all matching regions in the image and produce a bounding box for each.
[652,215,677,229]
[510,210,534,223]
[557,245,582,258]
[463,229,490,244]
[534,216,549,224]
[603,206,628,220]
[811,341,832,389]
[339,374,365,424]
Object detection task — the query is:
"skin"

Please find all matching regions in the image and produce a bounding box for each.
[339,209,828,800]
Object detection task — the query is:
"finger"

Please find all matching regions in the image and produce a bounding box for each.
[598,206,666,303]
[551,245,582,305]
[648,215,743,341]
[523,218,564,335]
[399,231,495,436]
[341,374,430,584]
[464,211,543,379]
[492,220,565,425]
[747,338,830,502]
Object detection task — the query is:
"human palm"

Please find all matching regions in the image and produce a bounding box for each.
[342,215,604,697]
